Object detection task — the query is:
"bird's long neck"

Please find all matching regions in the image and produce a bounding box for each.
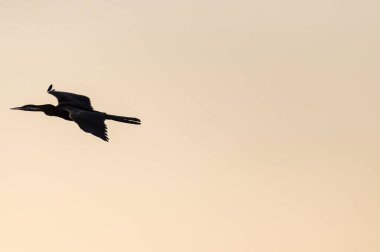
[40,104,71,120]
[38,104,57,115]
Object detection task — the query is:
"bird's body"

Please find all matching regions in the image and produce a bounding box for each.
[11,85,141,141]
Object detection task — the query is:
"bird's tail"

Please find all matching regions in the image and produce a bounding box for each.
[105,114,141,125]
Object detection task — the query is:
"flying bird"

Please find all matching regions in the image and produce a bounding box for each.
[11,85,141,141]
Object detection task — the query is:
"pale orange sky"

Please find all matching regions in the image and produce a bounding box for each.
[0,0,379,251]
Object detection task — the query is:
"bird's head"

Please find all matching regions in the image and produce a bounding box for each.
[10,104,44,112]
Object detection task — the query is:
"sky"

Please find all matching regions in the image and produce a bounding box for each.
[0,0,379,251]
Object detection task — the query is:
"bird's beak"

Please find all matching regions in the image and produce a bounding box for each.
[10,107,23,110]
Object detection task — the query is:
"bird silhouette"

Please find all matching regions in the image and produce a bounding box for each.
[11,85,141,141]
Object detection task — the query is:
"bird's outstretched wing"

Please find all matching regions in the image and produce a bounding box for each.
[47,84,94,111]
[69,109,108,141]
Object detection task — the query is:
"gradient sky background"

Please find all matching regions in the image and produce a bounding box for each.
[0,0,379,251]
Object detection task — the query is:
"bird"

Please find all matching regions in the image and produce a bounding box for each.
[11,84,141,141]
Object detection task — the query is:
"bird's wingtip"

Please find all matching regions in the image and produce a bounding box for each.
[47,84,53,92]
